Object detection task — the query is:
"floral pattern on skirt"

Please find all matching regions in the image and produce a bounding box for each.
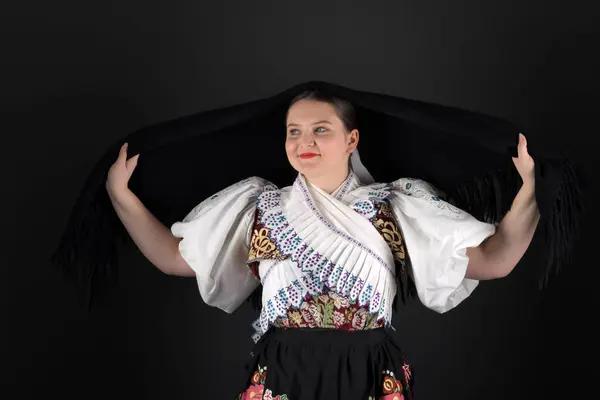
[239,361,414,400]
[237,364,289,400]
[371,362,413,400]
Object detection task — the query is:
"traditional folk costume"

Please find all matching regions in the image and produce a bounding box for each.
[50,81,583,400]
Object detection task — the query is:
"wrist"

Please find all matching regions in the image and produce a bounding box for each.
[108,186,136,207]
[521,178,535,193]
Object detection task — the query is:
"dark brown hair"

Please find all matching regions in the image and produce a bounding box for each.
[287,89,358,133]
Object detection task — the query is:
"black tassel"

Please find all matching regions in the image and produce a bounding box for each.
[48,143,128,310]
[446,157,584,288]
[447,160,521,225]
[534,159,584,288]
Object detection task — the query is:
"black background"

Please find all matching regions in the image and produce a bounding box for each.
[2,1,598,398]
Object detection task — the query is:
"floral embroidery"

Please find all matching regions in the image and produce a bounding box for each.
[263,390,289,400]
[371,362,414,400]
[378,368,407,400]
[392,178,461,216]
[183,177,276,222]
[247,210,289,278]
[272,290,385,331]
[250,186,395,341]
[376,394,404,400]
[250,227,285,260]
[372,202,406,268]
[238,364,289,400]
[252,364,267,385]
[402,363,412,389]
[349,193,407,272]
[239,384,264,399]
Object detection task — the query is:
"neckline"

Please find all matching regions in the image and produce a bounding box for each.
[298,170,360,201]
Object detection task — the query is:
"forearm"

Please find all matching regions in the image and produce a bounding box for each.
[108,189,187,275]
[476,181,540,277]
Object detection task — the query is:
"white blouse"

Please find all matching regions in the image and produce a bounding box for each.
[170,171,496,338]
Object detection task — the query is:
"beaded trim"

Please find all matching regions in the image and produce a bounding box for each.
[333,171,357,201]
[294,175,394,274]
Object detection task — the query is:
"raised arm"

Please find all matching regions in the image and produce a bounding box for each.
[466,133,540,280]
[106,143,194,277]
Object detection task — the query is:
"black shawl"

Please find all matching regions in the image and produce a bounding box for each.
[49,80,584,308]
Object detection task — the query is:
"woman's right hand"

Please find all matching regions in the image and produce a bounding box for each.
[106,142,140,201]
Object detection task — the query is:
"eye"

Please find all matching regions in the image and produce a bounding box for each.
[288,129,299,135]
[315,127,327,133]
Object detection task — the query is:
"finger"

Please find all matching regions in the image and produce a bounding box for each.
[118,143,128,162]
[520,133,527,147]
[126,154,139,170]
[520,134,532,158]
[516,133,526,157]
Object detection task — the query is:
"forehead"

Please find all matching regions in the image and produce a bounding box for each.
[286,100,339,123]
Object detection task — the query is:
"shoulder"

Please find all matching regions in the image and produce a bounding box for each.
[211,176,278,199]
[388,177,447,199]
[235,176,279,190]
[352,177,465,218]
[180,177,278,223]
[349,177,442,202]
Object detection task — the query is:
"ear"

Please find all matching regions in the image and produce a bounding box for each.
[348,129,359,152]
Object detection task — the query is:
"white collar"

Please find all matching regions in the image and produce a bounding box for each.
[299,170,362,202]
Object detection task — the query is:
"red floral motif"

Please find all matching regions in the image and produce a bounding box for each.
[273,289,384,331]
[379,394,404,400]
[379,368,408,400]
[238,365,289,400]
[351,307,369,329]
[240,384,264,399]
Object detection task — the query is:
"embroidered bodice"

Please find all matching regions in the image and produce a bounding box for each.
[170,171,496,341]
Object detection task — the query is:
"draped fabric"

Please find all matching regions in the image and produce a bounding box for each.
[49,80,583,307]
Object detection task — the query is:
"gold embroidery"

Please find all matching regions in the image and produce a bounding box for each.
[373,202,406,266]
[379,202,393,218]
[248,212,286,262]
[249,227,284,260]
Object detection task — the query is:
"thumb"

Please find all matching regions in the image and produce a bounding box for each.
[126,154,139,171]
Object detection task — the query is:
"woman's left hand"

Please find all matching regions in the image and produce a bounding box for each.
[512,133,535,186]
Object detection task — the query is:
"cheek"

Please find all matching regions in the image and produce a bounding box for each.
[285,140,294,153]
[320,138,345,157]
[285,141,297,160]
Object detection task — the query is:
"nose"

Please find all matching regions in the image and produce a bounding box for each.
[300,133,315,147]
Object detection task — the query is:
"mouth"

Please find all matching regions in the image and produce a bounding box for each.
[299,153,319,159]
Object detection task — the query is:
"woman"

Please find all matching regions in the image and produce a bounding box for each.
[105,90,540,399]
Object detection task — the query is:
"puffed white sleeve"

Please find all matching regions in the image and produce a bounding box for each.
[170,177,275,314]
[387,178,496,313]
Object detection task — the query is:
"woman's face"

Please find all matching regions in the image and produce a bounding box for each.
[285,99,358,179]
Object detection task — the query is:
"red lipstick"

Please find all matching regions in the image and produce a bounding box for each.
[299,153,318,159]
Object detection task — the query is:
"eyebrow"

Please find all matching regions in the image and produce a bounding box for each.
[286,120,333,128]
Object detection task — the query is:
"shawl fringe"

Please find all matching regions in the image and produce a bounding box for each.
[49,152,584,309]
[447,157,584,288]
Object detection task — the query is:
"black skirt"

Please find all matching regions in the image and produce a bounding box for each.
[236,327,415,400]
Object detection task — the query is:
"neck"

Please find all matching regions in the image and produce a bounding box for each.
[305,167,351,194]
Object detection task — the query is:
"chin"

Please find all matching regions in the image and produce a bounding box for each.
[289,158,328,179]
